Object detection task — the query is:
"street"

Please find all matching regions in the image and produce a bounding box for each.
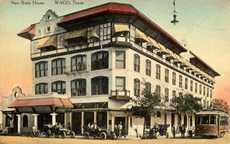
[0,134,230,144]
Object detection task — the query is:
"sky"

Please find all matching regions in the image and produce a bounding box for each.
[0,0,230,104]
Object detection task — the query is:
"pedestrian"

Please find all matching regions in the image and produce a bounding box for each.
[118,122,123,137]
[172,125,176,138]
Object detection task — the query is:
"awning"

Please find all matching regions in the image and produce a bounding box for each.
[147,37,160,50]
[157,42,170,55]
[64,29,87,40]
[135,29,148,42]
[114,24,129,34]
[10,98,73,108]
[88,28,99,40]
[37,36,57,49]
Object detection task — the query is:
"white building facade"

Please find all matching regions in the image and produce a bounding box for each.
[8,3,219,136]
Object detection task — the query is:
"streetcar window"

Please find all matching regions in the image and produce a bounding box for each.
[201,115,209,124]
[196,116,200,125]
[210,115,216,124]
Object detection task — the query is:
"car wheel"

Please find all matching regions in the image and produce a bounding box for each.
[71,131,76,138]
[100,132,107,139]
[62,131,66,138]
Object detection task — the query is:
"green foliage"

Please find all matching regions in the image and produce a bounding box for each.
[171,93,202,114]
[132,89,161,117]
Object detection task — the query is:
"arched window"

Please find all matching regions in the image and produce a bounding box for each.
[71,55,87,72]
[23,115,28,128]
[91,76,108,95]
[91,51,108,70]
[51,58,65,75]
[35,61,48,78]
[52,81,66,94]
[71,79,86,96]
[35,83,48,94]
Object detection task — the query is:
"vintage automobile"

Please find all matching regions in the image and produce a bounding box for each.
[37,124,75,138]
[83,126,116,139]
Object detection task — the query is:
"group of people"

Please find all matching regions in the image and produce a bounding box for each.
[167,124,193,138]
[114,122,124,138]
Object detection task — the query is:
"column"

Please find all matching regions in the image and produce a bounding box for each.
[16,114,21,134]
[94,112,97,124]
[81,112,84,134]
[32,114,39,130]
[50,113,57,126]
[111,115,115,131]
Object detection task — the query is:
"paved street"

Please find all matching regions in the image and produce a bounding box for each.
[0,134,230,144]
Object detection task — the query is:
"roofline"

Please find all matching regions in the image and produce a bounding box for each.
[58,2,187,53]
[190,51,220,76]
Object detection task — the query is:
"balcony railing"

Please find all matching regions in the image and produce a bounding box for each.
[110,90,131,101]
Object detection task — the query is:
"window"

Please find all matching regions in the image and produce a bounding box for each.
[155,85,161,97]
[156,64,161,80]
[179,75,183,88]
[116,77,125,90]
[23,115,28,128]
[165,88,169,102]
[207,87,209,97]
[203,86,206,96]
[179,92,183,97]
[190,80,193,92]
[165,68,169,83]
[71,55,87,72]
[134,54,140,72]
[210,89,212,98]
[134,78,140,97]
[91,76,108,95]
[201,116,209,124]
[35,83,48,94]
[52,58,65,75]
[145,82,151,93]
[146,60,151,76]
[210,115,216,124]
[116,51,125,68]
[195,83,198,93]
[51,81,66,94]
[91,51,108,70]
[172,72,176,85]
[199,84,202,95]
[35,61,48,78]
[185,78,188,89]
[172,90,176,98]
[100,23,111,40]
[156,111,161,118]
[71,79,86,96]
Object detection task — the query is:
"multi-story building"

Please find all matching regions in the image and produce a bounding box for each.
[8,3,219,136]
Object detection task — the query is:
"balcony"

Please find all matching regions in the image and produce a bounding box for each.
[110,90,131,101]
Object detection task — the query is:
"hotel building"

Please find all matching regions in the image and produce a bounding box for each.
[5,3,219,136]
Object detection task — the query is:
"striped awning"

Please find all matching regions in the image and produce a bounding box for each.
[147,37,160,50]
[135,29,148,42]
[64,29,87,40]
[36,36,57,49]
[114,24,129,33]
[157,42,170,55]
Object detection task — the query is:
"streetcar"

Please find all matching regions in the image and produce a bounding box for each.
[195,110,229,137]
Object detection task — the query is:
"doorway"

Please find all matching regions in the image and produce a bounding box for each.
[115,117,128,135]
[72,112,82,135]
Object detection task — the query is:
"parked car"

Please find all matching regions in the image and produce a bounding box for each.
[37,124,75,138]
[83,126,116,139]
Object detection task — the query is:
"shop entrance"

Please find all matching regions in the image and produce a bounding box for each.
[38,114,51,131]
[72,112,82,135]
[115,116,128,135]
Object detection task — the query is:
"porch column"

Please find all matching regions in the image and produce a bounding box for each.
[111,115,115,131]
[32,114,39,130]
[16,114,21,134]
[81,112,84,134]
[94,112,97,124]
[50,113,57,126]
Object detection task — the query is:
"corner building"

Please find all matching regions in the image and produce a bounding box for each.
[10,3,219,136]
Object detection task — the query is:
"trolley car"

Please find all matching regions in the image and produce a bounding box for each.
[195,110,229,137]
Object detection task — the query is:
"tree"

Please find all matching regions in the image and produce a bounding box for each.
[132,89,162,129]
[212,98,229,114]
[171,93,202,125]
